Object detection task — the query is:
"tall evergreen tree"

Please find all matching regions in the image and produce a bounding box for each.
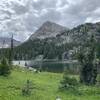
[9,34,14,65]
[78,34,97,85]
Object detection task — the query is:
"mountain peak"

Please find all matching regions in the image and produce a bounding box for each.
[30,21,68,40]
[42,21,58,26]
[43,21,53,24]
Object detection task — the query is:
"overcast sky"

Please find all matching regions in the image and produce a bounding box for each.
[0,0,100,41]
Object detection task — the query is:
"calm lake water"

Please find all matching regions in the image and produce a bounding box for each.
[13,60,80,73]
[41,60,80,73]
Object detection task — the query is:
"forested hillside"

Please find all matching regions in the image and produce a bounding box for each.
[1,22,100,60]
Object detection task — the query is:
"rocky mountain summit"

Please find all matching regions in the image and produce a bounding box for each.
[30,21,100,45]
[30,21,68,40]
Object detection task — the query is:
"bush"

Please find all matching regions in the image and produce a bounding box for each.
[96,75,100,86]
[59,74,78,90]
[0,57,11,76]
[22,80,33,96]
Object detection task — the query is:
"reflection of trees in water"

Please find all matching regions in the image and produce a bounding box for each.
[40,60,80,73]
[63,61,80,74]
[13,60,80,73]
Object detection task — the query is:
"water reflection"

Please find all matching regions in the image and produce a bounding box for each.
[13,60,80,73]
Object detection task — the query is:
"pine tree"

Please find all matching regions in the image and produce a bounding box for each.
[0,57,11,76]
[9,34,14,65]
[78,34,97,85]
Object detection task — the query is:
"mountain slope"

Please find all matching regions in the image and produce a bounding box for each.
[30,21,68,39]
[2,21,100,60]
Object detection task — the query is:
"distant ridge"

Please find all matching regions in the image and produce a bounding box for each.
[0,37,21,48]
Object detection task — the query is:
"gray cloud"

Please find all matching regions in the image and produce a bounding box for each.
[0,0,100,41]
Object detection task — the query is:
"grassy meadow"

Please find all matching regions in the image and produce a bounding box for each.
[0,67,100,100]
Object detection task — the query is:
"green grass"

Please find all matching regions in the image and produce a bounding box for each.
[0,68,100,100]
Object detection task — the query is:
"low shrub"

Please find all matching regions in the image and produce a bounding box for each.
[0,57,11,76]
[59,74,79,90]
[22,80,34,96]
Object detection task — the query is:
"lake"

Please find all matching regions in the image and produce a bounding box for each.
[13,60,80,73]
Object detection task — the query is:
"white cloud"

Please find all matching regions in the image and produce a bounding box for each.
[0,0,100,41]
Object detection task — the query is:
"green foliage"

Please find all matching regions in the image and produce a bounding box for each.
[78,34,97,85]
[96,75,100,86]
[0,57,11,76]
[0,38,76,60]
[59,73,78,90]
[22,80,33,96]
[0,69,99,100]
[96,43,100,60]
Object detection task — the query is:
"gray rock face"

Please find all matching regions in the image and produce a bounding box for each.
[30,21,68,39]
[0,37,21,48]
[29,21,100,45]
